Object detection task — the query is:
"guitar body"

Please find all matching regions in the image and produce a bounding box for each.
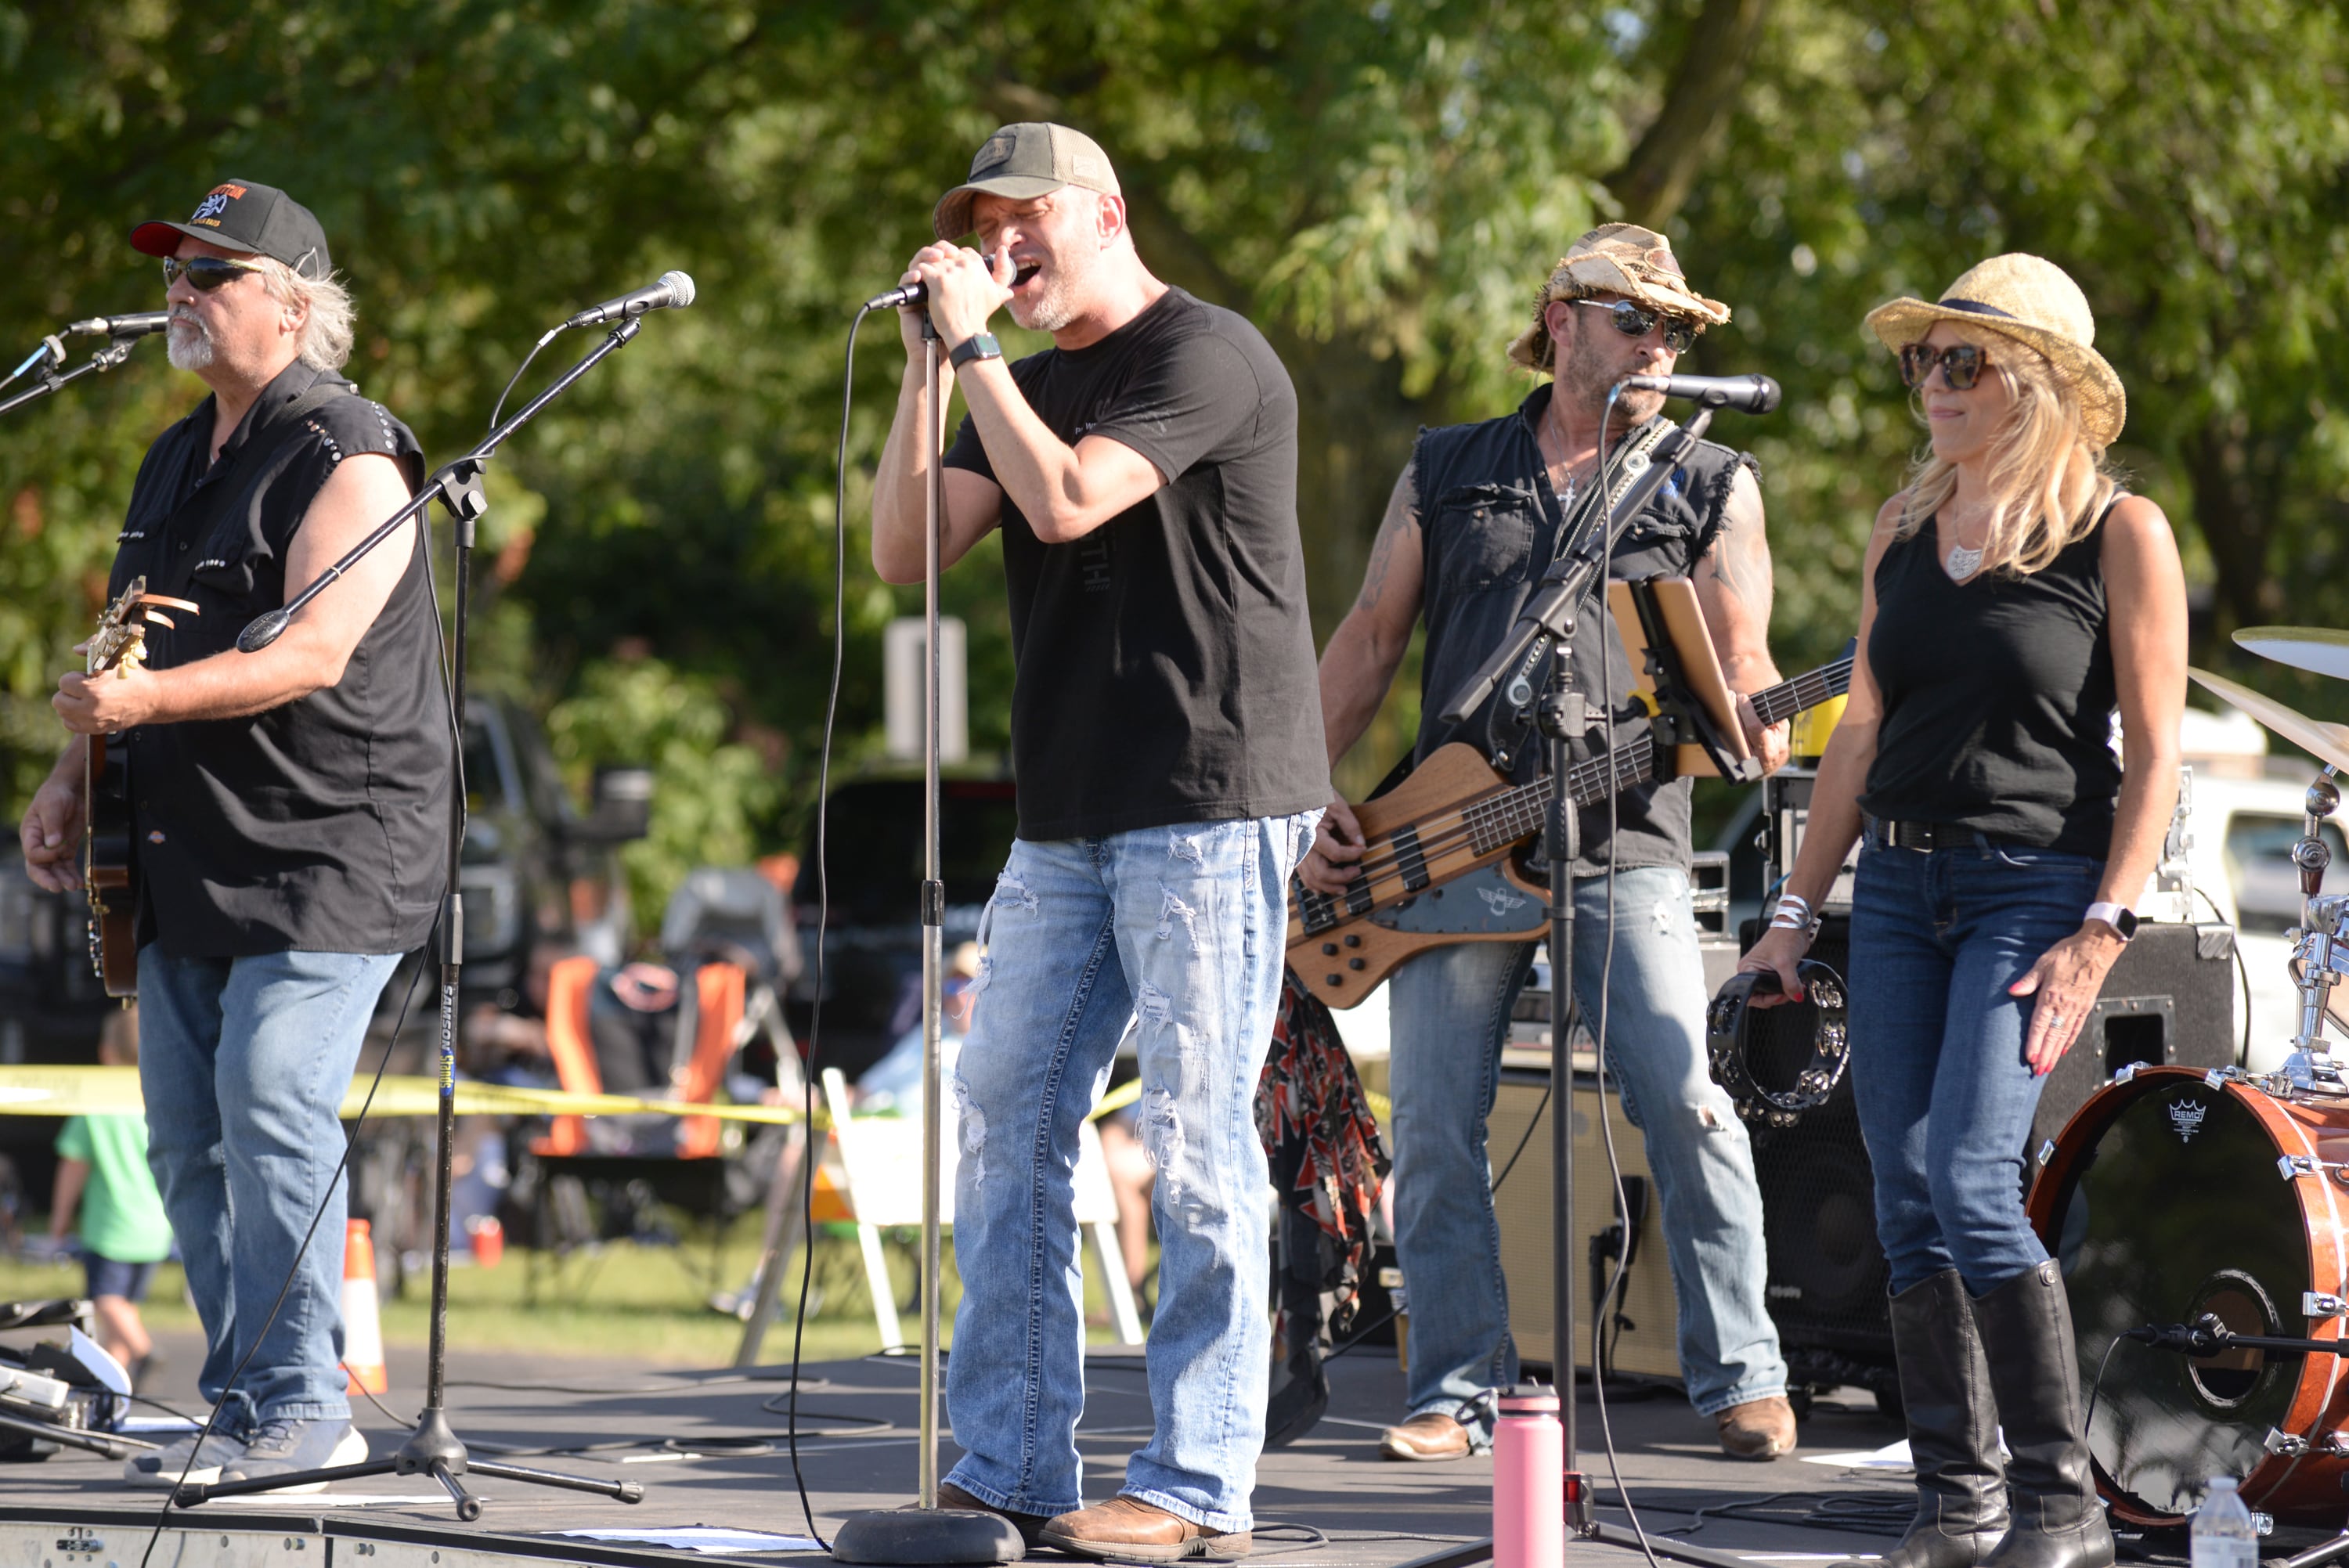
[1294,854,1551,1007]
[84,734,137,999]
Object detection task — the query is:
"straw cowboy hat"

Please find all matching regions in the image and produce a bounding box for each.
[1507,223,1732,373]
[1864,253,2126,446]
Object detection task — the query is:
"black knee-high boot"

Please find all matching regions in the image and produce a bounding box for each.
[1973,1261,2114,1568]
[1880,1271,2008,1568]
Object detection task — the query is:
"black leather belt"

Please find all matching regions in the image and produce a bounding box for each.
[1868,815,1961,852]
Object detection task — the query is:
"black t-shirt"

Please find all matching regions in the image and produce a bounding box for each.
[109,359,451,957]
[943,287,1329,840]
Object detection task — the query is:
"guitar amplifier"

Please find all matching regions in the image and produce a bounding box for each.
[1731,913,2239,1394]
[1485,1070,1683,1380]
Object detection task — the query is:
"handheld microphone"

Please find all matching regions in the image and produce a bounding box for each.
[564,271,696,330]
[864,254,1004,312]
[66,312,171,340]
[1620,373,1782,414]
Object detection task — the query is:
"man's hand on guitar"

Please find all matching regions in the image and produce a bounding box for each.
[1299,797,1366,895]
[1737,694,1791,775]
[20,766,86,893]
[53,665,157,736]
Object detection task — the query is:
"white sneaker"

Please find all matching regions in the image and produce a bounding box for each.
[218,1419,370,1494]
[123,1429,248,1488]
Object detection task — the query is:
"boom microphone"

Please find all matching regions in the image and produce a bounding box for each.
[564,271,696,329]
[66,312,170,339]
[1619,373,1782,414]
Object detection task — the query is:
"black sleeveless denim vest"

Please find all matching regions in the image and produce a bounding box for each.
[1413,384,1757,876]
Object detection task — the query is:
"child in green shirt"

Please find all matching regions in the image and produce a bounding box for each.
[49,1008,173,1385]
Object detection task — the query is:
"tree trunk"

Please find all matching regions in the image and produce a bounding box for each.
[1607,0,1775,229]
[2184,415,2283,636]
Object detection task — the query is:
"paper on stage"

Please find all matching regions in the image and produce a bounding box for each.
[561,1528,824,1554]
[1801,1436,1913,1469]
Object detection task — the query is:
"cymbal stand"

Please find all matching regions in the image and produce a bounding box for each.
[2280,773,2347,1096]
[172,318,654,1520]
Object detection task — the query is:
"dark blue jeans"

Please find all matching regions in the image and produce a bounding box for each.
[1846,837,2105,1296]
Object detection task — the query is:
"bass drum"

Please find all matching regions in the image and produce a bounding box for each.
[2027,1065,2349,1526]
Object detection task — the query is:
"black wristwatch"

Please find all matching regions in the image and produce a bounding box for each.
[950,332,1002,370]
[2084,902,2138,943]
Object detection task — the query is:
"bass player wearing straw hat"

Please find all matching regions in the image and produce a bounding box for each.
[1302,224,1799,1462]
[1743,254,2187,1568]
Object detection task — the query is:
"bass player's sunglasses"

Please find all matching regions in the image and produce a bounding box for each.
[1899,341,1990,391]
[1569,297,1703,355]
[162,255,268,292]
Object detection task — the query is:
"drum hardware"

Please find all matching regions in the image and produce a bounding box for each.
[2305,1292,2349,1320]
[2279,1154,2349,1184]
[2125,1314,2345,1359]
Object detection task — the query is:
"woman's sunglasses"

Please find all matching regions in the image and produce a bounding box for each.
[1571,297,1702,355]
[1900,341,1989,391]
[162,255,267,292]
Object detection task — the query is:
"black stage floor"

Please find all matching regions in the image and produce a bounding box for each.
[0,1330,1947,1568]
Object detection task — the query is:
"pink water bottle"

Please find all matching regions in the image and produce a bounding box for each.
[1494,1385,1564,1568]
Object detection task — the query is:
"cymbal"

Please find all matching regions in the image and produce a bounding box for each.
[2235,626,2349,682]
[2190,667,2349,773]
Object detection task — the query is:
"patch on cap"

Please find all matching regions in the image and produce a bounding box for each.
[189,182,250,229]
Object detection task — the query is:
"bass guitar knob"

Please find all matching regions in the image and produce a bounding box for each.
[1325,974,1344,988]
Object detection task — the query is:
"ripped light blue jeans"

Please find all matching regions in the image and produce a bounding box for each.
[945,811,1318,1533]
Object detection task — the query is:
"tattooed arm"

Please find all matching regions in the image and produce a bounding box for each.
[1300,460,1427,894]
[1694,463,1791,773]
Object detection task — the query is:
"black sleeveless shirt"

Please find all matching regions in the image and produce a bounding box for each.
[1859,502,2122,856]
[1413,385,1759,876]
[108,359,452,957]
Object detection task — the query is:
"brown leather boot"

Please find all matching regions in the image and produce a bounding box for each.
[1379,1411,1473,1462]
[1716,1394,1798,1460]
[1041,1495,1252,1563]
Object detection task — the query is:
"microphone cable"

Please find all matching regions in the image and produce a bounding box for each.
[776,301,871,1552]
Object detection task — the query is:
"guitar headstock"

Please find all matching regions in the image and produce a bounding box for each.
[88,576,200,679]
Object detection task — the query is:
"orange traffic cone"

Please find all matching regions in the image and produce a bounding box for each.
[341,1218,388,1395]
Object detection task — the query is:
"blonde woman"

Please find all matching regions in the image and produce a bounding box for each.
[1743,255,2185,1568]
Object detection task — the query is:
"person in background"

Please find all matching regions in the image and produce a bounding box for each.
[50,1007,175,1387]
[857,943,981,1115]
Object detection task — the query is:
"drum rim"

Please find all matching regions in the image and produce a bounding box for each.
[2027,1065,2349,1527]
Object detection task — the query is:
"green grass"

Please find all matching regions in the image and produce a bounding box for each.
[3,1213,1139,1366]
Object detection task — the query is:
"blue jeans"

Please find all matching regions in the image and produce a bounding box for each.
[945,812,1317,1533]
[1846,838,2106,1296]
[137,945,400,1433]
[1387,865,1786,1430]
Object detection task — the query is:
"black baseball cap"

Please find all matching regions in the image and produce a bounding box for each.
[130,179,332,279]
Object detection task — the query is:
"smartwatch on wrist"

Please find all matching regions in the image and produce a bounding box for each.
[950,332,1002,371]
[2084,902,2138,943]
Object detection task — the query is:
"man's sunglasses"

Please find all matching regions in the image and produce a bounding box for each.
[1571,297,1702,355]
[161,255,267,292]
[1900,341,1990,391]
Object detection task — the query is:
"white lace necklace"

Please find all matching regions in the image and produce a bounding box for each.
[1944,540,1983,581]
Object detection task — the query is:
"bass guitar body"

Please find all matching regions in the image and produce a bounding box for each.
[1289,744,1550,1008]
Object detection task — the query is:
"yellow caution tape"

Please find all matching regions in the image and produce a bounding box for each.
[0,1065,811,1126]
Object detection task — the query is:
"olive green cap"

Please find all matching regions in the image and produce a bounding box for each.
[932,123,1121,241]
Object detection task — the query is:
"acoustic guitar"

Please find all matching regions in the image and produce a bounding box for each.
[81,578,197,998]
[1288,653,1853,1007]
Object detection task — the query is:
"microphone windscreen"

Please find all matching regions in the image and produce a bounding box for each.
[659,270,697,308]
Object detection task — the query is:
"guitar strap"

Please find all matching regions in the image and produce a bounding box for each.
[1481,415,1674,770]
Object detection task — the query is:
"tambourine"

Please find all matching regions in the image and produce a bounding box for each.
[1705,961,1850,1128]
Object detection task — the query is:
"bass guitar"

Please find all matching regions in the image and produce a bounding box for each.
[1288,653,1853,1007]
[82,579,197,998]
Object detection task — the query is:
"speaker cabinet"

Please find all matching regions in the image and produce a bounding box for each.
[1486,1071,1683,1379]
[1732,914,2238,1390]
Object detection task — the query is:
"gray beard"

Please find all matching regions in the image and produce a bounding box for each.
[1010,258,1089,334]
[166,319,215,371]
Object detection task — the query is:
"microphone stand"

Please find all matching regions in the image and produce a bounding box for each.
[0,335,143,420]
[829,315,1021,1566]
[1411,387,1752,1568]
[171,318,653,1519]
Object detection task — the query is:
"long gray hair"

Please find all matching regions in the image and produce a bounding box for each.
[255,257,356,372]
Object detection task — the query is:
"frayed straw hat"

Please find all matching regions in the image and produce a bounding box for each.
[1864,254,2125,445]
[1507,223,1731,373]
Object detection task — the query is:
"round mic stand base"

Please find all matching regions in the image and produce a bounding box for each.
[828,1510,1027,1566]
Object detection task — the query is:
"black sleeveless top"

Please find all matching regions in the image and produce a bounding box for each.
[1412,385,1757,876]
[110,359,451,957]
[1859,500,2122,857]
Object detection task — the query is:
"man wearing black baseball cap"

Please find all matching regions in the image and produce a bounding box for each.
[19,178,449,1489]
[871,124,1330,1559]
